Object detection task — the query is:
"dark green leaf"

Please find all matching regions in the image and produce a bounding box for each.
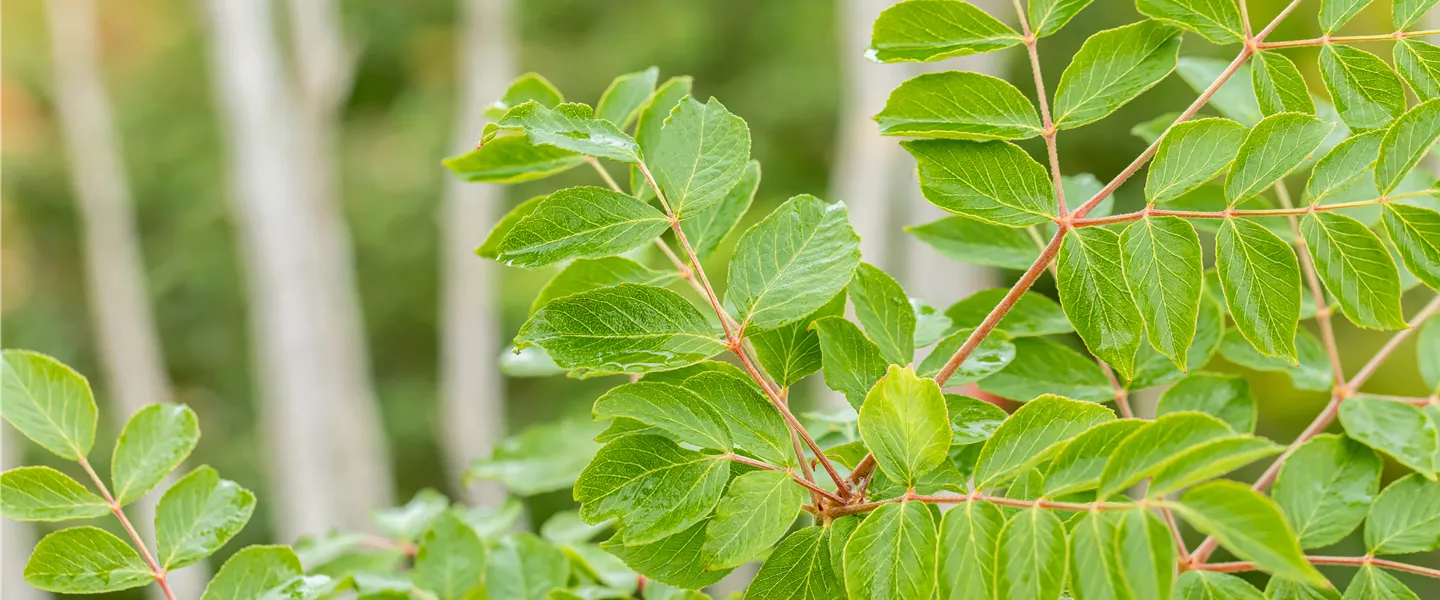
[976,394,1115,488]
[1320,45,1406,131]
[632,77,693,197]
[1146,118,1248,203]
[1053,20,1183,129]
[745,527,842,600]
[1338,395,1438,479]
[682,159,760,260]
[1099,411,1234,499]
[25,526,152,593]
[1157,373,1257,433]
[995,508,1067,600]
[1395,40,1440,100]
[727,195,861,330]
[515,283,726,375]
[575,435,728,544]
[1215,218,1303,362]
[1123,216,1205,369]
[850,263,916,365]
[500,102,642,163]
[600,520,732,590]
[444,136,585,184]
[905,216,1041,269]
[682,371,793,467]
[867,0,1021,62]
[1059,227,1144,379]
[875,71,1040,140]
[155,466,255,570]
[1226,113,1334,204]
[945,394,1007,446]
[904,139,1056,227]
[596,67,658,128]
[1305,131,1384,204]
[1171,481,1326,584]
[944,289,1073,337]
[0,349,97,461]
[531,257,677,314]
[1218,329,1333,391]
[1382,202,1440,290]
[111,404,199,505]
[1365,473,1440,554]
[0,466,108,522]
[842,500,937,600]
[1068,510,1123,600]
[479,195,546,260]
[811,316,889,410]
[937,500,1002,600]
[858,365,951,486]
[978,337,1113,402]
[913,299,953,348]
[1254,51,1316,116]
[749,292,844,389]
[1302,211,1407,329]
[593,382,731,450]
[701,470,805,569]
[649,96,750,216]
[496,187,669,269]
[1274,434,1382,549]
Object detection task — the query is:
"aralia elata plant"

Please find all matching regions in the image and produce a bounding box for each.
[7,2,1440,600]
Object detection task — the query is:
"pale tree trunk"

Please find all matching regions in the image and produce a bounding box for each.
[439,0,512,506]
[2,432,44,600]
[43,0,208,595]
[202,0,392,541]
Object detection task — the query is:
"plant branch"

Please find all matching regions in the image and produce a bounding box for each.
[79,457,176,600]
[1161,505,1191,563]
[1272,182,1346,388]
[1099,361,1135,418]
[823,492,1137,518]
[1194,556,1440,579]
[1011,0,1066,215]
[1258,29,1440,49]
[726,453,845,504]
[1070,195,1406,227]
[636,162,852,498]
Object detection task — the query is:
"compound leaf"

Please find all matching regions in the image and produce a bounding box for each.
[1121,216,1204,369]
[1301,211,1407,329]
[1225,113,1334,204]
[1146,118,1247,203]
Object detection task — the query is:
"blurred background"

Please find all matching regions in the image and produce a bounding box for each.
[2,0,1436,597]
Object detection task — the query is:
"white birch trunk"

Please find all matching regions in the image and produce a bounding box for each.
[439,0,513,506]
[202,0,390,541]
[43,0,208,595]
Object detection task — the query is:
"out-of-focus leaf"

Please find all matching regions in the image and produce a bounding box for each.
[1365,473,1440,554]
[944,289,1073,337]
[978,338,1114,403]
[1274,434,1381,549]
[1156,373,1257,433]
[466,419,603,496]
[444,136,585,184]
[906,216,1041,269]
[1171,481,1325,584]
[1338,395,1438,479]
[595,67,658,128]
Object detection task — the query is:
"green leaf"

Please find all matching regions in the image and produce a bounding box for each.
[1274,434,1382,549]
[24,526,152,593]
[1226,113,1335,204]
[905,216,1041,269]
[867,0,1021,62]
[1120,509,1179,599]
[978,338,1114,402]
[443,136,585,184]
[0,466,108,522]
[1383,203,1440,289]
[632,77,693,197]
[1030,0,1094,35]
[913,299,952,348]
[811,316,889,409]
[601,520,732,590]
[918,328,1016,387]
[1305,131,1384,204]
[1343,565,1420,600]
[1365,473,1440,554]
[858,365,951,486]
[904,140,1056,227]
[1178,58,1263,126]
[486,73,563,119]
[1215,217,1303,362]
[1122,217,1204,370]
[875,71,1040,140]
[1137,0,1243,44]
[466,419,601,496]
[1320,0,1373,33]
[1171,481,1326,584]
[1377,100,1440,196]
[593,382,731,450]
[531,257,677,314]
[681,371,792,467]
[0,349,97,461]
[1254,51,1317,116]
[701,470,805,569]
[375,489,450,542]
[495,187,669,269]
[1068,510,1123,600]
[1156,372,1256,432]
[487,533,569,600]
[842,500,937,600]
[1395,40,1440,100]
[1146,118,1248,203]
[1267,579,1343,600]
[1053,20,1183,129]
[111,403,200,505]
[1128,286,1225,390]
[575,435,728,544]
[596,67,658,128]
[479,195,546,260]
[1320,45,1407,131]
[1058,227,1144,379]
[682,159,760,261]
[995,508,1067,600]
[1394,0,1440,28]
[1147,435,1282,497]
[1338,395,1438,479]
[413,511,487,600]
[155,466,254,570]
[749,293,843,389]
[744,527,842,600]
[515,284,725,375]
[1422,318,1440,391]
[1043,420,1146,496]
[727,195,861,330]
[648,96,751,216]
[1099,411,1234,498]
[828,515,859,590]
[976,394,1115,488]
[936,500,1002,600]
[850,263,916,365]
[1302,211,1407,329]
[945,394,1006,447]
[1218,329,1333,391]
[500,102,642,163]
[1176,571,1266,599]
[945,289,1073,337]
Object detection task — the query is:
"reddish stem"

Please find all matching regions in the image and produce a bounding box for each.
[1195,556,1440,579]
[79,457,176,600]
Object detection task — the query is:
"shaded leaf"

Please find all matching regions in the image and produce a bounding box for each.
[682,371,793,467]
[1218,329,1333,391]
[1365,473,1440,554]
[1338,395,1438,479]
[1147,435,1282,497]
[413,512,487,600]
[1376,99,1440,194]
[596,67,658,128]
[1137,0,1243,43]
[1382,202,1440,290]
[918,327,1016,387]
[1305,131,1384,204]
[1176,570,1265,599]
[937,500,1002,600]
[995,508,1067,600]
[1395,39,1440,100]
[1274,434,1382,549]
[531,257,677,315]
[1254,51,1316,116]
[444,137,585,184]
[487,533,569,600]
[1302,211,1407,329]
[850,263,916,365]
[811,316,889,410]
[978,338,1113,402]
[682,159,760,260]
[944,289,1073,337]
[1044,419,1147,496]
[749,293,844,389]
[593,382,731,450]
[600,520,732,590]
[466,420,602,496]
[1156,373,1257,433]
[905,216,1041,269]
[1343,565,1420,600]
